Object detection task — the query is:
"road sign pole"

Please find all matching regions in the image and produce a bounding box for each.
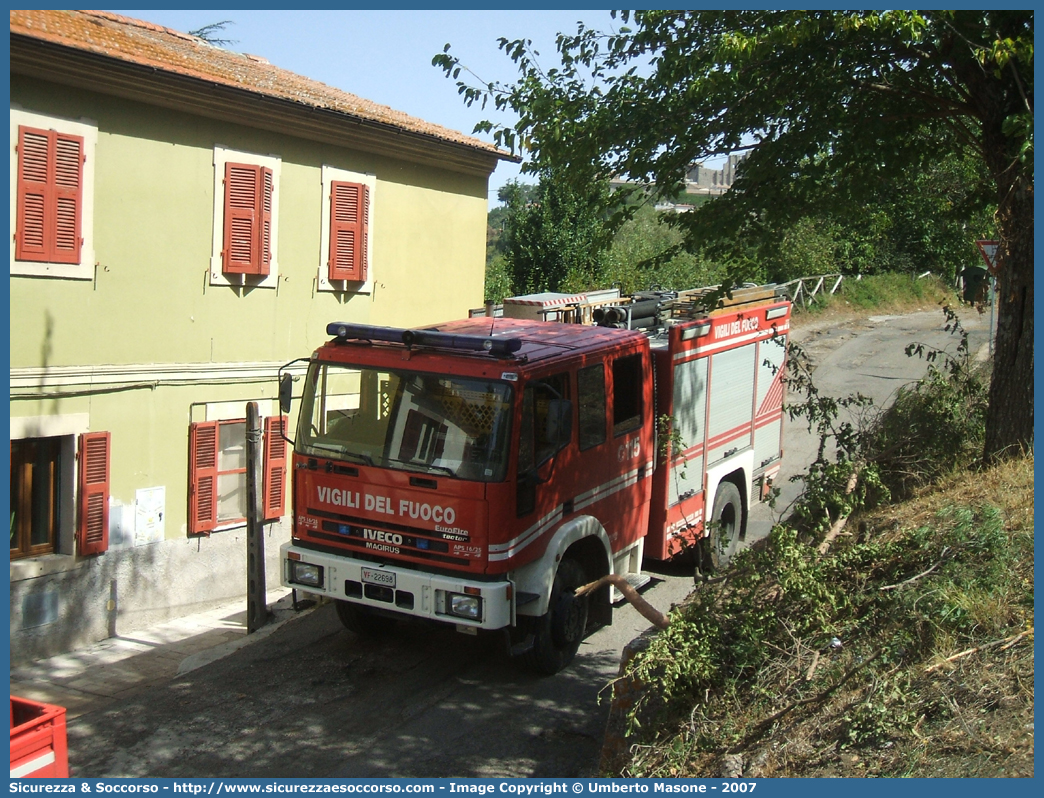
[976,240,1000,358]
[246,402,268,633]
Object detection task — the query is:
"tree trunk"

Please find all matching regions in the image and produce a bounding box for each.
[983,173,1033,461]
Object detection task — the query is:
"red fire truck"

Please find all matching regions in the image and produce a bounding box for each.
[278,288,791,673]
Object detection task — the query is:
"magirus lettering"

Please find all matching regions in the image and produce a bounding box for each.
[364,541,400,554]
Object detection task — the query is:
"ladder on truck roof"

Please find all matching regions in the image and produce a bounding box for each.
[473,283,788,329]
[663,284,785,320]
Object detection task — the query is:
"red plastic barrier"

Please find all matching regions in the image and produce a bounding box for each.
[10,696,69,778]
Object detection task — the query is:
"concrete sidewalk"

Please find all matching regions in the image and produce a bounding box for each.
[10,589,314,720]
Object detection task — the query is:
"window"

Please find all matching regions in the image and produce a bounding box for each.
[262,416,288,521]
[10,438,61,559]
[398,410,447,463]
[10,109,97,280]
[318,165,375,293]
[188,417,287,535]
[12,432,111,559]
[612,354,644,435]
[518,373,571,475]
[210,146,280,288]
[328,181,369,282]
[222,162,272,275]
[297,363,513,482]
[15,126,83,264]
[577,364,607,450]
[517,373,571,517]
[77,432,111,556]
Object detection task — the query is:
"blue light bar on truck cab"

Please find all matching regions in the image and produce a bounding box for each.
[326,322,523,356]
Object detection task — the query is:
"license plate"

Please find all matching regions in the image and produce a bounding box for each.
[361,568,395,589]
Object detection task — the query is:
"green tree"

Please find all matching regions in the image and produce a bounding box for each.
[483,253,513,303]
[767,217,844,284]
[188,20,237,47]
[501,168,613,294]
[436,10,1032,460]
[600,204,721,293]
[759,151,995,282]
[486,179,538,264]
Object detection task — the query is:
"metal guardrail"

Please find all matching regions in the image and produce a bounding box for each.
[777,274,844,309]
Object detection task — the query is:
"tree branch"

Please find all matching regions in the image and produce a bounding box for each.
[728,648,884,751]
[879,547,950,591]
[924,628,1034,673]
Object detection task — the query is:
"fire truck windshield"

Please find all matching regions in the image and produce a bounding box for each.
[297,362,514,482]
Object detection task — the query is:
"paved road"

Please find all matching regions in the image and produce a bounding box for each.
[66,307,989,778]
[747,307,989,538]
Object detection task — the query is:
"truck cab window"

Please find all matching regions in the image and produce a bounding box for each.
[518,373,571,475]
[577,363,607,450]
[612,354,643,435]
[517,372,571,517]
[298,363,513,482]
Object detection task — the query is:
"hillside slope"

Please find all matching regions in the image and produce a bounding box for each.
[615,455,1034,778]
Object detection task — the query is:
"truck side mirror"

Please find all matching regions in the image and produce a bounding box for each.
[279,372,293,415]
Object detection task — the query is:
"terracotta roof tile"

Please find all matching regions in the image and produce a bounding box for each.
[10,9,508,158]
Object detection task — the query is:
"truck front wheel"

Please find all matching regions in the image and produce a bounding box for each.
[335,599,391,636]
[702,481,742,572]
[523,558,589,676]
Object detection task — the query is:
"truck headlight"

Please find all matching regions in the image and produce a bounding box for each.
[449,593,482,621]
[289,561,324,589]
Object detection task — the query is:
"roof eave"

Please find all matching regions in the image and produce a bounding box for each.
[10,33,521,177]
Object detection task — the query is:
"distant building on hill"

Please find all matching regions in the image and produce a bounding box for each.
[685,153,748,196]
[610,152,748,208]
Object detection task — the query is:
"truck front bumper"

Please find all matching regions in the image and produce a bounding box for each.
[281,542,513,630]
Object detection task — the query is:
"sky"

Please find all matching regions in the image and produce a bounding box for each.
[116,9,621,208]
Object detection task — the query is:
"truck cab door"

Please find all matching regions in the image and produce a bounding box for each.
[516,373,571,517]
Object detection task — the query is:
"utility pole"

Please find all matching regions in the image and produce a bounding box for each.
[245,402,268,632]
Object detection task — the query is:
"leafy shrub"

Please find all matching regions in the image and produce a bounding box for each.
[863,309,989,499]
[622,496,1024,775]
[484,253,513,303]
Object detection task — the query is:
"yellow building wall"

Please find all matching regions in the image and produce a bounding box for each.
[10,76,490,538]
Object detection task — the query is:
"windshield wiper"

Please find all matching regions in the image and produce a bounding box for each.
[383,457,456,477]
[310,442,374,466]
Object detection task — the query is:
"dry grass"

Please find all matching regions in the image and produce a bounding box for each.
[619,455,1034,779]
[790,274,960,331]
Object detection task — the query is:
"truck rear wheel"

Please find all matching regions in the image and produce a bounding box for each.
[335,599,391,636]
[702,481,742,572]
[523,558,589,676]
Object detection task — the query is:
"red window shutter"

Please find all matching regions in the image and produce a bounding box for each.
[16,127,49,262]
[360,184,369,282]
[222,163,260,275]
[328,181,368,281]
[259,167,273,276]
[263,415,288,521]
[189,421,219,535]
[15,126,84,265]
[77,432,110,556]
[52,133,84,264]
